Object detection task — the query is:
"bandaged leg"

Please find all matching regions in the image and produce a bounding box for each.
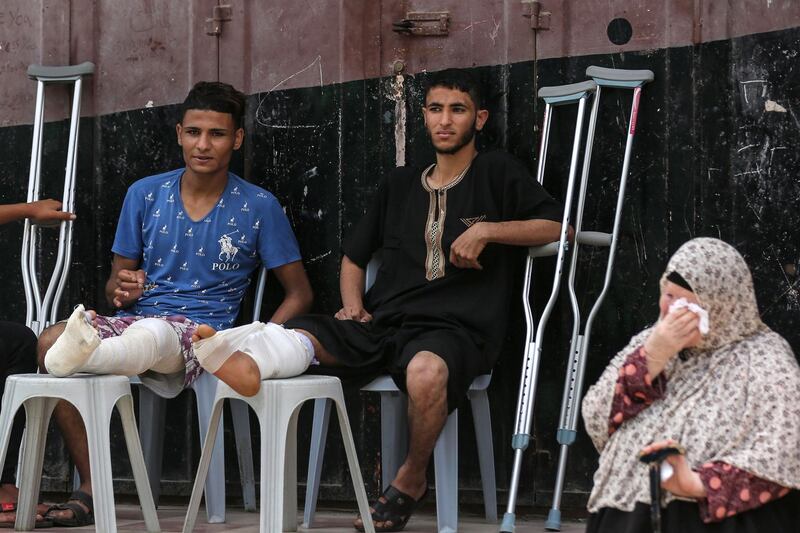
[45,313,184,377]
[193,322,314,396]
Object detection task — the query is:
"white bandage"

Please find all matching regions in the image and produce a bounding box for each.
[668,297,710,335]
[193,322,313,379]
[44,305,101,377]
[81,317,184,376]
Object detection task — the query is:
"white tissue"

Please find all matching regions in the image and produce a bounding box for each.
[668,297,710,335]
[661,461,674,482]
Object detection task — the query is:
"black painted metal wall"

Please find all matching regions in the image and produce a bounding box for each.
[0,26,798,512]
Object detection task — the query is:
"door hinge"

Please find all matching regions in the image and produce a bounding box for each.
[392,11,449,37]
[205,4,232,36]
[521,1,551,31]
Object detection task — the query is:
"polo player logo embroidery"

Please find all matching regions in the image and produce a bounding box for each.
[214,231,241,271]
[460,215,486,227]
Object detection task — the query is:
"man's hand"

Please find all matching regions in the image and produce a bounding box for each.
[449,223,488,270]
[25,199,75,224]
[334,305,373,322]
[640,440,706,499]
[643,307,702,375]
[112,269,146,308]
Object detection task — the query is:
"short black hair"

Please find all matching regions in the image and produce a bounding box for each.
[181,81,246,129]
[424,68,484,110]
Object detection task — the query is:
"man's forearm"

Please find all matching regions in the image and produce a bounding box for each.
[340,255,366,309]
[476,219,562,247]
[104,277,117,307]
[269,290,312,324]
[0,203,29,225]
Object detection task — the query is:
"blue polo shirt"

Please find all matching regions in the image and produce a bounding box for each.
[112,169,301,329]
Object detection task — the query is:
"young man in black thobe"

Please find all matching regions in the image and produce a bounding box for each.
[288,68,564,531]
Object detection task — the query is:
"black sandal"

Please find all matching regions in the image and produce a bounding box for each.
[354,484,428,532]
[44,490,94,527]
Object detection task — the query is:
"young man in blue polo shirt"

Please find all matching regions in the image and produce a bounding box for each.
[36,81,313,526]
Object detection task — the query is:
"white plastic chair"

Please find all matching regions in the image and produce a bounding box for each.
[131,266,275,522]
[0,374,159,532]
[182,376,375,533]
[304,375,497,533]
[133,372,256,522]
[302,257,497,533]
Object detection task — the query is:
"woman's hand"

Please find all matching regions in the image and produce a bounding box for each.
[641,440,706,499]
[643,308,702,375]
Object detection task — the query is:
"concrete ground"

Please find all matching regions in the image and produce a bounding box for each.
[38,503,587,532]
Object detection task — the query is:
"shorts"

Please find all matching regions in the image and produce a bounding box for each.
[93,314,201,395]
[285,314,487,412]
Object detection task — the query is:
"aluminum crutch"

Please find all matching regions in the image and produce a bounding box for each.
[499,80,597,533]
[21,62,94,336]
[544,66,654,531]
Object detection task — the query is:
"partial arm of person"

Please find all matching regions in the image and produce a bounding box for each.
[449,218,563,269]
[607,346,667,435]
[334,254,372,322]
[0,199,75,225]
[605,308,700,434]
[105,254,145,309]
[268,260,313,324]
[641,440,790,523]
[694,461,789,522]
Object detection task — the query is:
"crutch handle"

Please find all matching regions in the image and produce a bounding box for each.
[538,80,596,105]
[529,241,561,258]
[586,66,654,88]
[576,230,612,247]
[28,62,95,81]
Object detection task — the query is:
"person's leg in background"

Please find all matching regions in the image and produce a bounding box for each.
[0,322,41,522]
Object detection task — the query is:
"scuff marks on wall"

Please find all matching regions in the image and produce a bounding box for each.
[389,72,406,166]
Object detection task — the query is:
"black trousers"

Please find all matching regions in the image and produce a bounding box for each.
[586,490,800,533]
[0,322,38,485]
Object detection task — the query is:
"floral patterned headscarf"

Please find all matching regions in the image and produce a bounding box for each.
[582,237,800,513]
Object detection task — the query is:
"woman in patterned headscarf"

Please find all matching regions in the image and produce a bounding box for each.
[583,237,800,532]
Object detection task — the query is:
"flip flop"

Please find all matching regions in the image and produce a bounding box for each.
[354,484,428,532]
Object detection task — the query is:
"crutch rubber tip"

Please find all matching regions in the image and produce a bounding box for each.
[545,508,562,531]
[499,512,516,532]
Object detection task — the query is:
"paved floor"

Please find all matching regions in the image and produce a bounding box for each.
[39,504,587,532]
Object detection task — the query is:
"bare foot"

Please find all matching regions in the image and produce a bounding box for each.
[192,324,217,343]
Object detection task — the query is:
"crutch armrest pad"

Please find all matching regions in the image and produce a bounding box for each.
[576,231,612,247]
[529,241,560,258]
[586,66,654,86]
[538,80,596,103]
[28,62,95,81]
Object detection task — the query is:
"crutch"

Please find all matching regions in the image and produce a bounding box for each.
[499,80,597,533]
[544,66,654,531]
[21,62,94,336]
